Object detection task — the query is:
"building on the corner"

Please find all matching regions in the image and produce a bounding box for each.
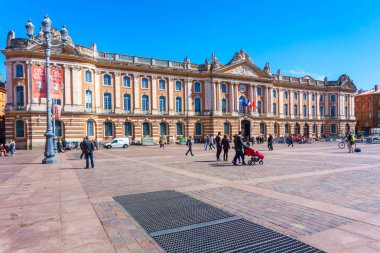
[0,74,6,143]
[1,28,357,149]
[355,85,380,135]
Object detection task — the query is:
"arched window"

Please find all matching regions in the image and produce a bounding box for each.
[55,120,63,137]
[103,93,112,110]
[257,101,262,114]
[331,124,337,134]
[15,86,24,106]
[15,64,24,78]
[321,124,324,134]
[15,120,25,138]
[303,105,307,117]
[303,92,307,100]
[294,92,298,99]
[221,83,227,93]
[160,122,168,136]
[87,121,94,137]
[221,98,227,113]
[260,123,265,134]
[194,97,201,113]
[311,93,315,101]
[103,74,111,85]
[284,104,288,116]
[274,123,278,135]
[224,122,230,135]
[85,70,92,83]
[312,124,317,134]
[142,122,150,136]
[319,106,324,116]
[272,103,277,115]
[142,95,149,111]
[142,77,149,89]
[159,96,166,112]
[159,79,166,90]
[104,121,113,137]
[175,80,182,91]
[331,105,336,118]
[239,96,246,113]
[123,76,131,87]
[285,123,289,134]
[320,94,324,102]
[124,122,133,136]
[312,106,315,117]
[85,90,92,108]
[123,94,131,111]
[331,94,336,103]
[176,122,183,135]
[272,89,276,98]
[194,82,201,93]
[284,91,288,99]
[195,122,202,136]
[344,106,348,118]
[175,97,182,112]
[257,87,262,96]
[294,105,298,116]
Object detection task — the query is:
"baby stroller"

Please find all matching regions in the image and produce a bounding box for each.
[245,147,265,165]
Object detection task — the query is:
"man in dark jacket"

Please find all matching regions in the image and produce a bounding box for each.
[267,134,274,151]
[215,132,222,161]
[83,136,95,169]
[232,131,246,165]
[185,136,194,156]
[79,138,85,159]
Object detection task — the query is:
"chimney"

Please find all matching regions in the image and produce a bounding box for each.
[375,85,379,91]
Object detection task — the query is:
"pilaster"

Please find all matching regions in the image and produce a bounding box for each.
[133,75,141,114]
[168,78,174,115]
[151,76,158,115]
[115,72,122,113]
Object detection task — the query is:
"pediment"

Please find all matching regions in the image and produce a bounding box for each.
[220,64,259,77]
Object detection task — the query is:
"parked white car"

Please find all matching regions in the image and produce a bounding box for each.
[103,138,130,149]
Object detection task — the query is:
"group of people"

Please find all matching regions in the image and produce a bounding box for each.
[79,137,98,169]
[203,135,216,150]
[0,140,16,157]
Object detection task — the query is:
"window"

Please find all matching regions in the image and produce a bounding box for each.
[331,124,337,134]
[321,124,324,134]
[221,83,227,93]
[52,98,61,105]
[362,105,365,110]
[159,79,166,90]
[15,64,24,78]
[15,120,25,138]
[15,86,24,106]
[257,87,262,96]
[87,121,94,136]
[368,103,372,109]
[175,81,182,91]
[284,91,288,99]
[345,95,348,102]
[294,105,298,116]
[239,96,246,113]
[143,122,150,136]
[260,123,265,134]
[194,82,201,93]
[284,104,288,116]
[124,122,133,136]
[312,106,315,116]
[55,120,63,137]
[345,106,348,118]
[104,121,113,137]
[160,122,167,136]
[224,122,230,135]
[103,93,112,110]
[123,76,131,87]
[85,90,92,108]
[272,89,276,98]
[303,93,307,100]
[272,103,277,115]
[285,123,289,134]
[274,123,278,135]
[331,94,336,103]
[303,105,307,117]
[159,96,166,112]
[103,74,111,85]
[175,97,182,112]
[311,93,315,101]
[368,112,372,119]
[294,92,298,99]
[313,124,316,134]
[142,95,149,111]
[331,105,336,118]
[176,122,183,135]
[85,70,92,83]
[195,123,202,136]
[257,101,262,114]
[194,97,201,113]
[123,94,131,111]
[142,78,149,89]
[222,98,227,113]
[320,94,324,102]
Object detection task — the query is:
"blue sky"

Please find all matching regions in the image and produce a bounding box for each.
[1,0,380,90]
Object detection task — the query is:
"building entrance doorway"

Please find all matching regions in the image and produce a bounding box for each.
[241,120,251,138]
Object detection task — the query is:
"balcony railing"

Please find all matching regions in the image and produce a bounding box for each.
[14,105,27,111]
[103,109,114,114]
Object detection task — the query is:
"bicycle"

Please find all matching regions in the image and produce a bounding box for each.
[338,138,347,149]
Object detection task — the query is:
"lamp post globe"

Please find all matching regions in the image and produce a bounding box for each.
[60,25,69,43]
[25,19,35,38]
[41,14,52,33]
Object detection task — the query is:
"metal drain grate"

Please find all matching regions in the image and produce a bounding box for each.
[114,190,324,253]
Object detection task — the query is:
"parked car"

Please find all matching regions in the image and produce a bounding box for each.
[103,138,130,149]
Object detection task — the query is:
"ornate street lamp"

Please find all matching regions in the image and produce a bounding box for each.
[25,15,69,164]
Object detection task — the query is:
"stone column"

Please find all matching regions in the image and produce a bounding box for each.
[168,78,175,115]
[229,83,235,113]
[279,89,284,118]
[267,86,272,116]
[151,76,158,115]
[350,95,355,120]
[115,72,121,113]
[72,66,82,111]
[316,93,320,119]
[204,79,212,113]
[211,81,216,113]
[94,70,101,112]
[234,83,239,113]
[186,79,193,116]
[216,81,221,114]
[133,75,141,114]
[248,84,253,114]
[264,86,269,115]
[5,62,13,108]
[324,93,329,117]
[26,62,32,106]
[308,92,312,119]
[253,85,258,116]
[289,90,294,118]
[63,65,72,109]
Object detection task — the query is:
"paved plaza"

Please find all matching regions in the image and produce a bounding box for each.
[0,142,380,252]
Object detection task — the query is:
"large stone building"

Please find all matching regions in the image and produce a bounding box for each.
[0,74,5,143]
[2,28,357,149]
[355,85,380,135]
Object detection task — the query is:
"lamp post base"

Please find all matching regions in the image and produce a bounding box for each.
[42,157,57,164]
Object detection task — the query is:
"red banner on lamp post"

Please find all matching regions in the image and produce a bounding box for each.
[32,65,63,99]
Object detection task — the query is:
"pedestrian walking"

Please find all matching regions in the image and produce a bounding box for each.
[204,135,209,150]
[0,143,7,156]
[221,135,230,161]
[79,138,85,159]
[209,136,215,150]
[267,134,274,151]
[185,136,194,156]
[232,131,246,165]
[159,137,165,149]
[215,132,222,161]
[9,140,16,157]
[83,136,95,169]
[347,132,355,153]
[287,135,294,147]
[92,139,98,150]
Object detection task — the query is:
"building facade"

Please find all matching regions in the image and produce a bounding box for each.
[0,75,5,143]
[2,29,357,149]
[355,85,380,135]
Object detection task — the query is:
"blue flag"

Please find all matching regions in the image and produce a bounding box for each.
[242,100,248,107]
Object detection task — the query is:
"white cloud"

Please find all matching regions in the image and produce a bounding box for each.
[283,67,328,81]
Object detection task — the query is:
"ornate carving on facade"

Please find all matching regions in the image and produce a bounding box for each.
[225,65,258,77]
[6,30,15,48]
[211,53,220,70]
[228,49,253,65]
[263,62,272,75]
